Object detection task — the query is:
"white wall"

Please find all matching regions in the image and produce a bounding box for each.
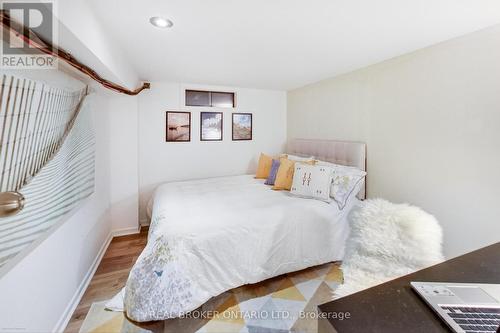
[0,2,141,330]
[0,93,112,332]
[107,95,140,234]
[287,25,500,258]
[0,87,142,332]
[138,82,287,223]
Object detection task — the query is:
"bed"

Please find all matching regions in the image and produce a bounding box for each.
[123,139,367,322]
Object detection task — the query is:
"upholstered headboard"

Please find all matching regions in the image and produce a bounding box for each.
[287,139,367,199]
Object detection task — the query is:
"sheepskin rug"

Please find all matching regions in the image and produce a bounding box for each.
[335,198,444,298]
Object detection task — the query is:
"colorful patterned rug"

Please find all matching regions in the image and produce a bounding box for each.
[79,262,343,333]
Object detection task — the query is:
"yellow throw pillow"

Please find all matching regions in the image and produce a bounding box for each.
[272,158,315,191]
[255,153,274,179]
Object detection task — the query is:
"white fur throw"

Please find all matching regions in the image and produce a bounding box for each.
[335,199,444,298]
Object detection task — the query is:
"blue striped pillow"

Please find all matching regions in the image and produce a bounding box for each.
[264,159,281,185]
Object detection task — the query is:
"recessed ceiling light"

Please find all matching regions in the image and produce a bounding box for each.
[149,16,173,28]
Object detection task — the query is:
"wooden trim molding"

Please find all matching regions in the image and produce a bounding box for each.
[0,11,150,95]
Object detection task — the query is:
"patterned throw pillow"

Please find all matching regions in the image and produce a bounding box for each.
[265,159,281,185]
[290,164,333,202]
[330,167,366,209]
[315,160,367,209]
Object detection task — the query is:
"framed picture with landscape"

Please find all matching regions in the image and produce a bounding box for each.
[200,112,223,141]
[232,113,252,140]
[166,111,191,142]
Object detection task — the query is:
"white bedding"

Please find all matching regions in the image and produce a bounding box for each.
[124,175,359,322]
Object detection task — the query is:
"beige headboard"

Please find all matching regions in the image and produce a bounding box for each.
[287,139,367,199]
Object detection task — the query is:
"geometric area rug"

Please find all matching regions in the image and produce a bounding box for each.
[79,262,343,333]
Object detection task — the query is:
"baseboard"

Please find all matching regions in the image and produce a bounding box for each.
[53,225,140,332]
[112,225,141,237]
[53,232,113,332]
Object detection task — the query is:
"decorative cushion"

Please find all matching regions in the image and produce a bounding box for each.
[290,164,333,202]
[316,160,363,175]
[280,154,315,163]
[264,159,281,185]
[330,166,366,209]
[315,160,366,208]
[255,153,273,179]
[273,158,315,191]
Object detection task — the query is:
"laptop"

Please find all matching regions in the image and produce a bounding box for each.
[411,282,500,333]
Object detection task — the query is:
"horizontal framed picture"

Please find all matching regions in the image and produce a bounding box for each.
[166,111,191,142]
[232,113,252,141]
[200,112,223,141]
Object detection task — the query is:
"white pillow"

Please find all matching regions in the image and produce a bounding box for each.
[290,164,333,202]
[315,160,361,174]
[282,153,315,163]
[331,169,366,209]
[315,160,366,209]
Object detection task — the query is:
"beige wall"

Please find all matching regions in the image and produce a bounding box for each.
[288,25,500,258]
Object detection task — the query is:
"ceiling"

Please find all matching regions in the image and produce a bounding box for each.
[87,0,500,90]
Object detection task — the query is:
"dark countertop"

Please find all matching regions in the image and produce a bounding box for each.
[318,242,500,333]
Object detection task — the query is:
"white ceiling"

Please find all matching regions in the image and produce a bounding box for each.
[87,0,500,90]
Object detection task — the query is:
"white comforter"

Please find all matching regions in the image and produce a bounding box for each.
[124,175,357,322]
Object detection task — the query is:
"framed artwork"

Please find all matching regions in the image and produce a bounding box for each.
[166,111,191,142]
[200,112,223,141]
[232,113,252,140]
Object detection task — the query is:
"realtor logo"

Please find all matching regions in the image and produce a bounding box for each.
[1,0,57,69]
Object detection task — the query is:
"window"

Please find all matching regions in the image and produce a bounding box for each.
[185,90,235,108]
[211,92,234,108]
[185,90,210,106]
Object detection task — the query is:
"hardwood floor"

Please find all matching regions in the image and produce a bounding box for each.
[64,227,148,333]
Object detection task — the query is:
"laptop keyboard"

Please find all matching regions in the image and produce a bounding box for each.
[440,306,500,333]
